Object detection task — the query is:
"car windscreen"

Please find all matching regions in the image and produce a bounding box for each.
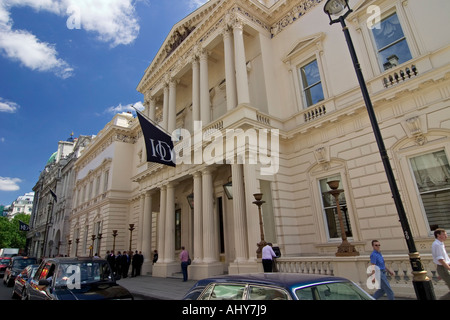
[54,261,113,287]
[12,259,37,269]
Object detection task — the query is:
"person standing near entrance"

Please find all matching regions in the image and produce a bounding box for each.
[370,240,395,300]
[432,228,450,290]
[180,246,189,282]
[262,243,277,272]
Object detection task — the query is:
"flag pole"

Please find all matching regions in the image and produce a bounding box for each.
[130,105,172,137]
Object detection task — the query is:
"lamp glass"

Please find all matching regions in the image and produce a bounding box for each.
[324,0,347,16]
[187,193,194,209]
[223,182,233,199]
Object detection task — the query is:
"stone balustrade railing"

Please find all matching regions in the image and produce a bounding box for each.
[275,254,449,299]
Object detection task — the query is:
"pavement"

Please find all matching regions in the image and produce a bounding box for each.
[117,275,196,300]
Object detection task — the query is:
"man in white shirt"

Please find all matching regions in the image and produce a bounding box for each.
[262,243,277,272]
[431,228,450,290]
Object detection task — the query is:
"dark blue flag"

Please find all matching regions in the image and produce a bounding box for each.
[50,189,58,202]
[19,220,30,231]
[136,110,176,167]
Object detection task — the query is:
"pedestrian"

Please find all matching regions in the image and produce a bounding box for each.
[370,240,395,300]
[262,242,277,272]
[106,250,116,276]
[122,250,130,278]
[137,251,143,276]
[179,246,189,281]
[431,228,450,291]
[115,251,122,278]
[152,250,158,264]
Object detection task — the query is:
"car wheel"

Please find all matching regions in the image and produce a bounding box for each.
[21,289,29,300]
[11,288,19,299]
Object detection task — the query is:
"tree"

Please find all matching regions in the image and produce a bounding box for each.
[0,214,30,249]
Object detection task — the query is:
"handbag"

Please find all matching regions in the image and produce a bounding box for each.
[187,256,191,265]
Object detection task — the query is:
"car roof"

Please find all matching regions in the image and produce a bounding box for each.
[11,256,37,260]
[190,273,350,289]
[42,257,108,264]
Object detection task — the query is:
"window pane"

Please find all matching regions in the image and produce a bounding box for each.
[248,286,289,300]
[410,150,450,229]
[300,60,321,87]
[320,175,352,239]
[206,284,246,300]
[299,59,324,107]
[314,282,368,300]
[305,83,324,107]
[372,13,412,70]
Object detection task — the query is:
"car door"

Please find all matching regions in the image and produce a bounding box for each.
[29,262,55,300]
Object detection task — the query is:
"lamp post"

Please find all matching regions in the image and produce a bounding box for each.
[112,230,118,253]
[327,180,359,256]
[323,0,435,299]
[128,224,135,252]
[253,193,266,258]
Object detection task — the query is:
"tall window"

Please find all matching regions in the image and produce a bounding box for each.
[371,12,412,70]
[319,175,353,239]
[298,59,324,107]
[410,150,450,230]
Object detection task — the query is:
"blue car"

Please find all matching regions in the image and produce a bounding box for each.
[183,273,374,300]
[11,264,38,299]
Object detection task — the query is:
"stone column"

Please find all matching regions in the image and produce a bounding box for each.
[149,97,156,122]
[200,50,210,125]
[223,28,237,111]
[192,57,200,126]
[162,84,169,130]
[157,186,166,263]
[233,19,250,105]
[165,182,176,263]
[243,163,260,262]
[141,191,153,274]
[192,171,203,263]
[137,194,145,251]
[202,168,216,263]
[168,79,177,134]
[231,164,248,262]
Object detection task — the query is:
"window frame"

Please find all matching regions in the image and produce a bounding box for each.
[298,58,325,108]
[407,148,450,231]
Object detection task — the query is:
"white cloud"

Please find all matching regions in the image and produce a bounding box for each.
[0,0,140,77]
[0,177,21,191]
[187,0,209,9]
[0,0,74,78]
[105,101,144,114]
[0,98,19,113]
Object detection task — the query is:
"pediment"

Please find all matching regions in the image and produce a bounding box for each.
[283,32,325,62]
[154,0,221,66]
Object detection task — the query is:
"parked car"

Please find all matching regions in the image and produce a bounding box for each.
[11,264,39,299]
[0,257,11,278]
[3,256,38,287]
[183,273,374,300]
[26,257,134,300]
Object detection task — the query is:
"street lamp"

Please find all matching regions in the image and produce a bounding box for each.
[112,230,118,253]
[323,0,435,300]
[253,193,266,258]
[327,180,359,256]
[128,224,135,252]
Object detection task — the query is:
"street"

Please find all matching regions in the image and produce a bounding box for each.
[0,280,13,300]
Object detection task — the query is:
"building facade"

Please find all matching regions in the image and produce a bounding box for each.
[28,135,92,258]
[57,0,450,296]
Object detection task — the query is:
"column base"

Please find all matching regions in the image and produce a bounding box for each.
[189,262,224,280]
[141,260,153,275]
[228,260,262,275]
[152,261,180,278]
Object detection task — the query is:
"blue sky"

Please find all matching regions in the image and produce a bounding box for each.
[0,0,209,205]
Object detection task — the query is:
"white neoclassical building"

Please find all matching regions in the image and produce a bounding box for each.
[66,0,450,297]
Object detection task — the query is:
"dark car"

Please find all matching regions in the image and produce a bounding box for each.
[26,257,133,300]
[3,256,38,287]
[0,257,11,278]
[12,264,38,299]
[183,273,374,300]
